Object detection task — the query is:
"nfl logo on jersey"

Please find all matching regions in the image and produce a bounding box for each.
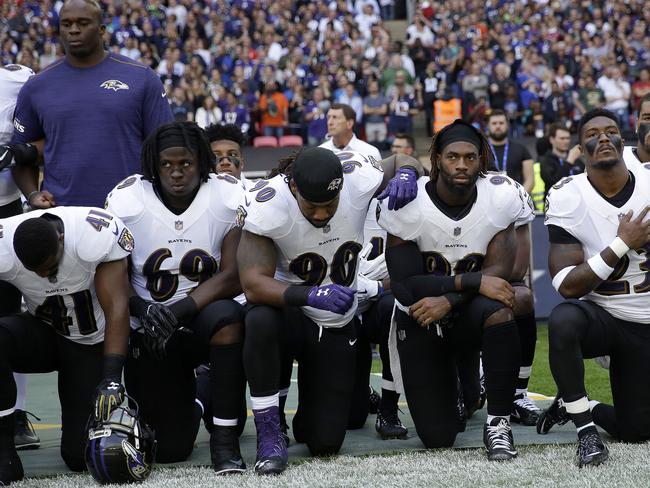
[454,227,461,236]
[175,220,183,230]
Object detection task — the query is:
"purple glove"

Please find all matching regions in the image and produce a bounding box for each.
[378,167,418,210]
[307,284,356,314]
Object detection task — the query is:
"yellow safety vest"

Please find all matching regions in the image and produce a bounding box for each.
[532,161,545,213]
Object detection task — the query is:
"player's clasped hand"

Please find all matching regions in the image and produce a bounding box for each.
[93,378,125,422]
[617,206,650,249]
[307,284,356,314]
[140,303,179,359]
[378,167,418,210]
[409,296,452,327]
[479,275,515,308]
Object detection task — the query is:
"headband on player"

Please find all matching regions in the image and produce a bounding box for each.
[435,120,482,153]
[156,126,202,154]
[292,147,344,203]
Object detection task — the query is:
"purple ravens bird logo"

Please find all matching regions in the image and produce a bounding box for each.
[121,440,151,481]
[100,79,130,91]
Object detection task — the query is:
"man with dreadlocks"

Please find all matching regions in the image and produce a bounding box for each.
[378,119,525,460]
[238,147,423,475]
[104,121,247,474]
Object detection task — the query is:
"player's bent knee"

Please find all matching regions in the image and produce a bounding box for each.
[210,321,244,346]
[61,449,86,472]
[484,307,514,328]
[548,303,587,346]
[513,285,533,316]
[155,441,194,464]
[307,441,343,457]
[245,306,281,344]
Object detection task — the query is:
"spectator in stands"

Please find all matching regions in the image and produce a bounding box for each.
[574,75,605,117]
[598,66,631,131]
[320,103,380,159]
[363,79,388,146]
[336,82,364,127]
[195,95,222,129]
[462,64,489,108]
[486,110,535,194]
[170,86,194,122]
[304,87,329,146]
[539,123,584,198]
[632,68,650,115]
[387,74,420,141]
[259,81,289,139]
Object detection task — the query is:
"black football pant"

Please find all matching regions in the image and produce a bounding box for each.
[348,292,395,429]
[0,199,23,316]
[0,313,102,471]
[125,299,245,463]
[548,299,650,442]
[396,295,520,448]
[244,305,357,456]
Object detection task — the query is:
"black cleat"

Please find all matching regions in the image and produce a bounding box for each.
[13,410,40,451]
[210,425,246,475]
[576,431,609,468]
[0,449,23,486]
[483,417,517,461]
[368,387,380,415]
[511,393,542,426]
[253,407,288,476]
[375,408,408,440]
[536,394,570,434]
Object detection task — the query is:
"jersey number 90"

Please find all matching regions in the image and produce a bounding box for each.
[289,241,363,286]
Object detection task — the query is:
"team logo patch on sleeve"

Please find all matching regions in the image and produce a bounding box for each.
[117,228,135,252]
[235,205,247,228]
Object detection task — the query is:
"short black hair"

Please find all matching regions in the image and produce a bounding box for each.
[577,108,619,142]
[204,123,245,147]
[141,121,214,184]
[13,217,60,269]
[637,93,650,118]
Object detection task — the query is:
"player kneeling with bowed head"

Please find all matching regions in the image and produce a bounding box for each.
[105,121,247,474]
[380,120,524,460]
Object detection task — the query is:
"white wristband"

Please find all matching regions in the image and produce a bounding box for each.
[587,254,614,280]
[609,237,630,258]
[552,265,577,293]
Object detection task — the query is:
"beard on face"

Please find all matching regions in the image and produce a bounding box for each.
[489,130,507,142]
[438,165,479,195]
[591,158,619,170]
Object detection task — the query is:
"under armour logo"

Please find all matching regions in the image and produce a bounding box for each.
[398,330,406,341]
[399,173,410,181]
[316,288,330,297]
[327,178,342,191]
[107,382,120,390]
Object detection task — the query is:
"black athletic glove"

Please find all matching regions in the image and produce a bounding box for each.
[140,303,179,360]
[0,143,38,171]
[93,354,125,422]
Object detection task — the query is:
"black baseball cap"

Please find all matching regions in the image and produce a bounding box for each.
[292,147,344,203]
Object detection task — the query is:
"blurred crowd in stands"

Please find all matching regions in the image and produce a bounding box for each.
[1,0,649,147]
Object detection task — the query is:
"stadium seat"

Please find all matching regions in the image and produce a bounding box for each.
[253,136,278,148]
[278,135,303,147]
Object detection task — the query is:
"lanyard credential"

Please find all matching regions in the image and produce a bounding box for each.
[490,142,508,174]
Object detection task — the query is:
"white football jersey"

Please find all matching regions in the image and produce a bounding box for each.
[243,151,384,328]
[623,145,643,167]
[105,173,243,329]
[0,206,132,345]
[545,163,650,323]
[486,172,535,228]
[378,174,522,308]
[0,64,34,204]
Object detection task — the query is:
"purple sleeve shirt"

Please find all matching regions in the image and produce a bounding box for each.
[12,53,173,207]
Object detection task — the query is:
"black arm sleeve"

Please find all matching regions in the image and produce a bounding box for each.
[548,224,580,244]
[386,241,459,306]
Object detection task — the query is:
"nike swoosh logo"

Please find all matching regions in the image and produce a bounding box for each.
[161,90,166,98]
[349,338,357,346]
[112,222,118,235]
[0,149,8,161]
